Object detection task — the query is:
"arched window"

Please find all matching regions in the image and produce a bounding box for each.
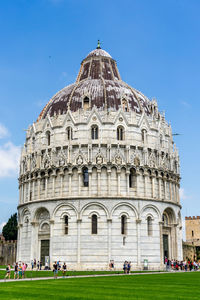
[91,125,98,139]
[121,215,127,235]
[46,131,51,146]
[192,230,194,237]
[91,214,97,234]
[147,216,153,236]
[83,167,89,187]
[83,96,90,110]
[117,126,124,141]
[129,168,136,188]
[64,215,68,235]
[67,127,73,140]
[122,99,129,112]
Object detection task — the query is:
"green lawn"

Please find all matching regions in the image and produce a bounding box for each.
[0,269,163,279]
[0,272,200,299]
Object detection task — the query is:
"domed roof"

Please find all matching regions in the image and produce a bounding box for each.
[38,44,152,120]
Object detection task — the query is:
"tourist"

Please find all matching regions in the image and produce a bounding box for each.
[123,261,128,274]
[40,261,42,270]
[5,264,11,279]
[53,261,58,279]
[22,262,26,279]
[62,262,67,278]
[31,260,34,270]
[166,259,171,271]
[34,258,36,269]
[18,264,22,279]
[37,261,40,271]
[164,256,168,270]
[127,262,131,274]
[14,263,19,279]
[109,260,114,271]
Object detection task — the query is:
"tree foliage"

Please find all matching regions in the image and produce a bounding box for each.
[2,213,18,240]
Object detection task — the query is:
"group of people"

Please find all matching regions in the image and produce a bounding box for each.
[165,257,200,271]
[123,261,131,274]
[5,262,27,280]
[53,261,67,278]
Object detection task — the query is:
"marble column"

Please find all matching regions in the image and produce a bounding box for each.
[126,171,130,196]
[136,171,140,197]
[97,169,101,196]
[37,176,41,200]
[159,221,164,267]
[107,169,111,196]
[68,171,72,195]
[158,176,162,200]
[107,219,112,264]
[49,220,54,267]
[136,219,141,269]
[117,170,121,196]
[78,170,81,196]
[77,219,82,268]
[60,171,64,197]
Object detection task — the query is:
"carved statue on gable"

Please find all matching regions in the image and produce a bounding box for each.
[96,155,103,165]
[76,155,83,165]
[115,155,122,165]
[134,156,140,167]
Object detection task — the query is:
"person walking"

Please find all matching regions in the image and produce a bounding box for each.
[37,261,40,271]
[14,263,19,279]
[31,260,34,270]
[40,261,42,270]
[62,262,67,278]
[5,264,11,279]
[22,263,26,279]
[53,261,58,279]
[127,262,131,274]
[123,261,127,274]
[18,264,22,279]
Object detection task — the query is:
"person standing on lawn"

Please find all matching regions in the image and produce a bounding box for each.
[62,262,67,278]
[18,264,22,279]
[31,260,34,270]
[53,261,58,279]
[5,264,11,279]
[127,262,131,274]
[14,263,19,279]
[22,262,26,279]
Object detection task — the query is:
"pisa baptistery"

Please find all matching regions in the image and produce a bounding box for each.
[17,43,183,270]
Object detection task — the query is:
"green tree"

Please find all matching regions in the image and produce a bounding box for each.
[2,213,18,240]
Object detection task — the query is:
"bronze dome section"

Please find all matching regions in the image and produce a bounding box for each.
[38,48,152,120]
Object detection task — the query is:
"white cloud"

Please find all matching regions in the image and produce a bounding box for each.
[181,101,191,108]
[0,123,9,139]
[179,188,187,200]
[0,142,21,178]
[0,222,6,233]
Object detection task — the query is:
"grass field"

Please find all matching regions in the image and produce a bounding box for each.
[0,272,200,299]
[0,269,163,279]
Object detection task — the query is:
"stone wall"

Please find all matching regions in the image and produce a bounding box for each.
[185,216,200,246]
[0,240,17,265]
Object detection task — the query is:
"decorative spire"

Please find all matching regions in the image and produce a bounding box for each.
[96,40,101,49]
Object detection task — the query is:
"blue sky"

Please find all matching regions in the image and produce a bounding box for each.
[0,0,199,235]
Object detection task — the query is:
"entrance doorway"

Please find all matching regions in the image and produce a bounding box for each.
[41,240,49,266]
[163,234,169,261]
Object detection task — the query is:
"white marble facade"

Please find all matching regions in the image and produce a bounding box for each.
[17,47,182,270]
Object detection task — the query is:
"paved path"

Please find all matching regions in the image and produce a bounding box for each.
[0,271,193,283]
